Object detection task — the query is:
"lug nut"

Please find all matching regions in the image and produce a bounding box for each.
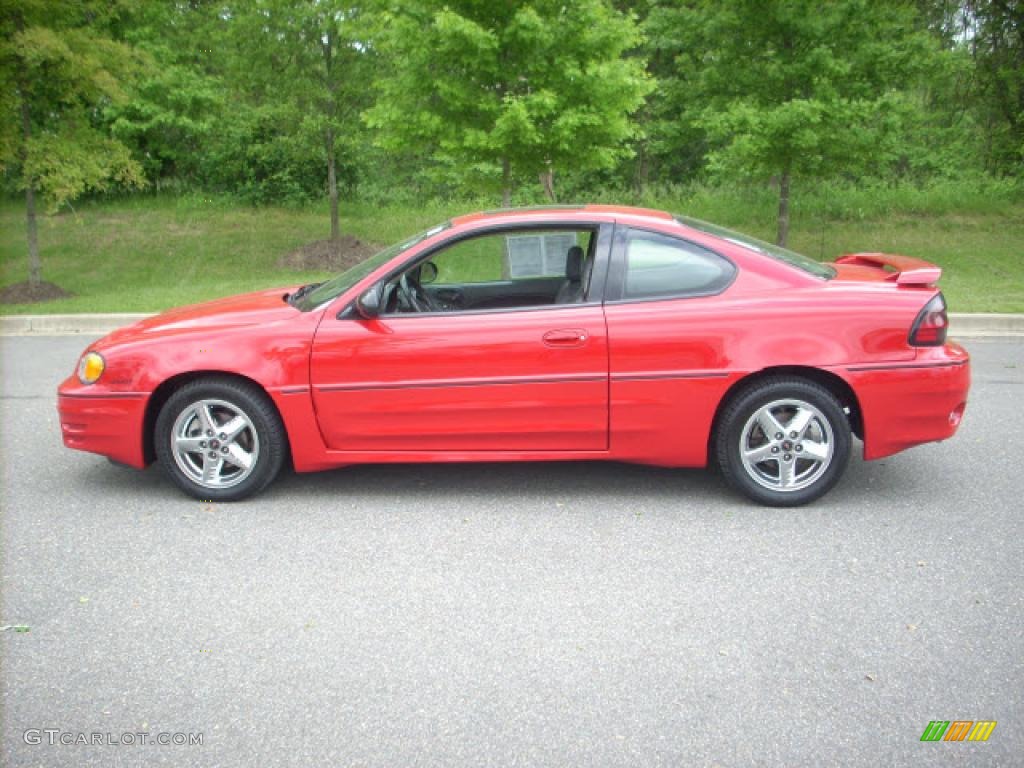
[208,451,217,459]
[221,446,228,454]
[771,446,780,453]
[795,444,803,452]
[790,431,797,438]
[206,429,213,437]
[199,441,206,448]
[783,453,792,461]
[219,433,226,440]
[775,432,783,440]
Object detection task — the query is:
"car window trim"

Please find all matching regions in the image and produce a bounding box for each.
[603,224,738,305]
[338,220,614,320]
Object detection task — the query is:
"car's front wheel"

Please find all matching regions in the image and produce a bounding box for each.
[154,376,287,501]
[715,377,851,506]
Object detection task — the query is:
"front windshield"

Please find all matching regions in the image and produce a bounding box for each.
[295,222,450,311]
[674,214,835,279]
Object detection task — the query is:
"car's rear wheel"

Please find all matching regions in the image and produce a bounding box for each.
[715,377,851,506]
[154,377,286,501]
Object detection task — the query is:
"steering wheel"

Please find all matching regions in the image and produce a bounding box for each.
[398,269,443,313]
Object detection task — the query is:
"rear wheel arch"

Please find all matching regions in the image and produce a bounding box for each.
[709,366,864,457]
[143,371,292,467]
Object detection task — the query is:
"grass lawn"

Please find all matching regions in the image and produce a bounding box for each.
[763,213,1024,314]
[1,193,1022,313]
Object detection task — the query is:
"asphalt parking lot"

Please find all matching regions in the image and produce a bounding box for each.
[2,334,1021,767]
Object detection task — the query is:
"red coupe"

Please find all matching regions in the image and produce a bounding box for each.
[58,206,970,506]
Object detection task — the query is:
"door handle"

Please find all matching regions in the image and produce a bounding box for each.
[542,329,588,347]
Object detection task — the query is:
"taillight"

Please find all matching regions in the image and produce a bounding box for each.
[909,293,948,346]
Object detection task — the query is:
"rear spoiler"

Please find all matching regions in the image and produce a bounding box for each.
[833,252,941,285]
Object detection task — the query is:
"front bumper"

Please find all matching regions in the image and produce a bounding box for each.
[57,377,148,468]
[848,342,971,461]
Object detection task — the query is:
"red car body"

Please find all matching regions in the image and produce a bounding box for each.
[58,206,969,492]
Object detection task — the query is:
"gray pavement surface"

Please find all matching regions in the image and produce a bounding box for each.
[2,335,1022,767]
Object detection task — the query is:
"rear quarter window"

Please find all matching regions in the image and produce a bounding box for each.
[623,230,735,300]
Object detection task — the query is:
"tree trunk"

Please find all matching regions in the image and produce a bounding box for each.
[539,161,555,202]
[322,25,340,242]
[19,87,41,288]
[776,167,791,247]
[326,125,339,242]
[24,181,40,288]
[634,141,649,196]
[502,157,512,207]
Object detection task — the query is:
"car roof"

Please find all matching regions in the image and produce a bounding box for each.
[449,205,674,228]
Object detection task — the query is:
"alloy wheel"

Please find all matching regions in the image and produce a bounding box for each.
[170,398,260,489]
[738,398,834,492]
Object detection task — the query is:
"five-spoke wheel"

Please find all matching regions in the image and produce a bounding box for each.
[155,377,287,501]
[171,399,260,489]
[739,399,834,492]
[716,378,851,506]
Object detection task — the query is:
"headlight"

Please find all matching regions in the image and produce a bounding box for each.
[77,352,105,384]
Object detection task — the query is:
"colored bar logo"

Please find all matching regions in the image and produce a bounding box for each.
[921,720,997,742]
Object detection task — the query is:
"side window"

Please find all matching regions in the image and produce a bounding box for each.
[384,228,596,314]
[432,230,592,284]
[432,235,504,284]
[623,230,734,300]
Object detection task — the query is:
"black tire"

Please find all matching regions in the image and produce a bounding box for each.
[714,377,851,507]
[154,376,287,501]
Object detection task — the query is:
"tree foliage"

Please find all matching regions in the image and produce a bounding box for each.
[1,0,1022,290]
[1,1,147,209]
[218,0,372,237]
[0,0,147,286]
[966,0,1024,171]
[646,0,934,244]
[365,0,652,203]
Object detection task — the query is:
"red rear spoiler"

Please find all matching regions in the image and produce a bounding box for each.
[834,252,941,285]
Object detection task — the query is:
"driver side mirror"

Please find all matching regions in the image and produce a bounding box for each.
[419,260,439,285]
[354,283,383,319]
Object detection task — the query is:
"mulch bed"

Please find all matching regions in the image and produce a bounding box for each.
[278,236,379,272]
[0,280,72,305]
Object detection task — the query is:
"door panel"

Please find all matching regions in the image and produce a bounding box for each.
[603,225,738,467]
[310,305,609,451]
[428,277,563,310]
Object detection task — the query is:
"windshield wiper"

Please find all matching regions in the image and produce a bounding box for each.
[285,282,323,306]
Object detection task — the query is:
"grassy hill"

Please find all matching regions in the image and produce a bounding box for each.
[1,186,1022,314]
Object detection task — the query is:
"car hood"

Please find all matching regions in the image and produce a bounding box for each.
[96,286,302,347]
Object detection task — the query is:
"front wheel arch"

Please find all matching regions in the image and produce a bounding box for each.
[143,371,292,468]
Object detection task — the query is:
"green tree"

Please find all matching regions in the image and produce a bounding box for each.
[366,0,651,205]
[914,0,1022,176]
[220,0,371,240]
[640,1,709,191]
[103,0,225,187]
[966,0,1024,173]
[649,0,933,245]
[0,0,146,290]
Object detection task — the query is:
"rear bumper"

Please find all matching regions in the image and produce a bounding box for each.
[848,343,971,461]
[57,378,148,468]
